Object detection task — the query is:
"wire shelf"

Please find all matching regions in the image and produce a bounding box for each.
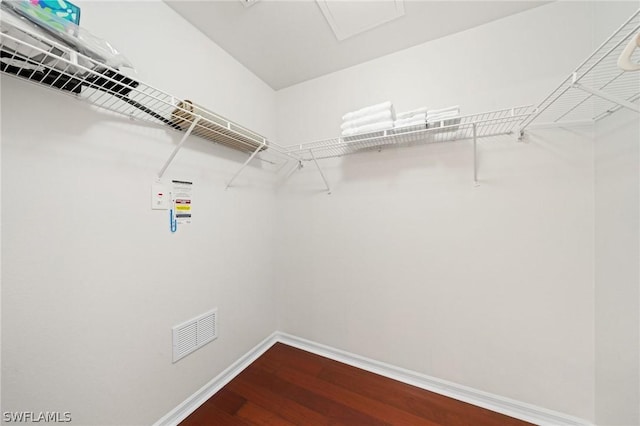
[0,23,298,167]
[287,106,535,161]
[521,9,640,129]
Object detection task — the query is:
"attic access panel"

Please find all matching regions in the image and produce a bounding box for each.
[316,0,405,41]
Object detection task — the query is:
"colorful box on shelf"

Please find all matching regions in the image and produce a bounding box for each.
[27,0,81,25]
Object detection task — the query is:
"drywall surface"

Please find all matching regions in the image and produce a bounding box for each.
[594,84,640,426]
[275,2,607,421]
[594,109,640,426]
[1,2,277,425]
[593,3,640,425]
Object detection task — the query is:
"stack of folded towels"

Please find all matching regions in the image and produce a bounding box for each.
[393,105,460,130]
[393,107,427,129]
[341,101,395,136]
[426,105,460,127]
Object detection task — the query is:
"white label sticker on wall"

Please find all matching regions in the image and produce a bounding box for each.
[172,180,192,225]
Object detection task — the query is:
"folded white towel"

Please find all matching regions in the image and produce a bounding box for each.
[427,111,460,122]
[394,119,426,129]
[341,110,394,130]
[427,105,460,116]
[393,113,426,126]
[396,107,427,120]
[342,120,394,136]
[342,101,393,122]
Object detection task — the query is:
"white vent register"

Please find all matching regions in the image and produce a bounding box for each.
[172,309,218,362]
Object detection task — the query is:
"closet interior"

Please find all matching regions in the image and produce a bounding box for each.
[2,2,639,426]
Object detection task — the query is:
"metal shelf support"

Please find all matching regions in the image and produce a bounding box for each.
[572,81,640,113]
[225,140,268,190]
[521,10,640,130]
[310,150,331,194]
[281,106,533,193]
[284,161,303,180]
[0,27,300,179]
[158,116,201,178]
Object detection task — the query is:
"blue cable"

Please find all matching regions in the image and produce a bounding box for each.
[170,209,177,233]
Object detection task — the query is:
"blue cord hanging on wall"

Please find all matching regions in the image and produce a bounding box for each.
[169,209,177,233]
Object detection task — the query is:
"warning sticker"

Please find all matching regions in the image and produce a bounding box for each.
[172,181,193,224]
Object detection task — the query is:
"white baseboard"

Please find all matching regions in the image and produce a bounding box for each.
[155,331,593,426]
[276,332,593,426]
[153,332,279,426]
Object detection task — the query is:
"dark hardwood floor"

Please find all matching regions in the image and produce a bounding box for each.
[180,343,532,425]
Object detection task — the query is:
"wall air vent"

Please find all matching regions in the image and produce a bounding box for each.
[172,309,218,362]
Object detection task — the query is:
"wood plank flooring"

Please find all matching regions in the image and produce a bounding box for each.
[180,343,532,426]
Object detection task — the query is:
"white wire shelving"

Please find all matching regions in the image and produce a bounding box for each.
[0,22,300,187]
[521,8,640,130]
[285,106,535,193]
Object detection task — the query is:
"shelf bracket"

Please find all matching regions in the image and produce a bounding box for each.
[284,161,303,180]
[310,150,331,195]
[572,82,640,113]
[158,116,201,178]
[225,140,267,190]
[473,123,479,186]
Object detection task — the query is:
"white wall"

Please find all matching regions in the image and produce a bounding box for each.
[593,82,640,426]
[592,3,640,425]
[1,2,278,425]
[594,108,640,426]
[275,2,619,421]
